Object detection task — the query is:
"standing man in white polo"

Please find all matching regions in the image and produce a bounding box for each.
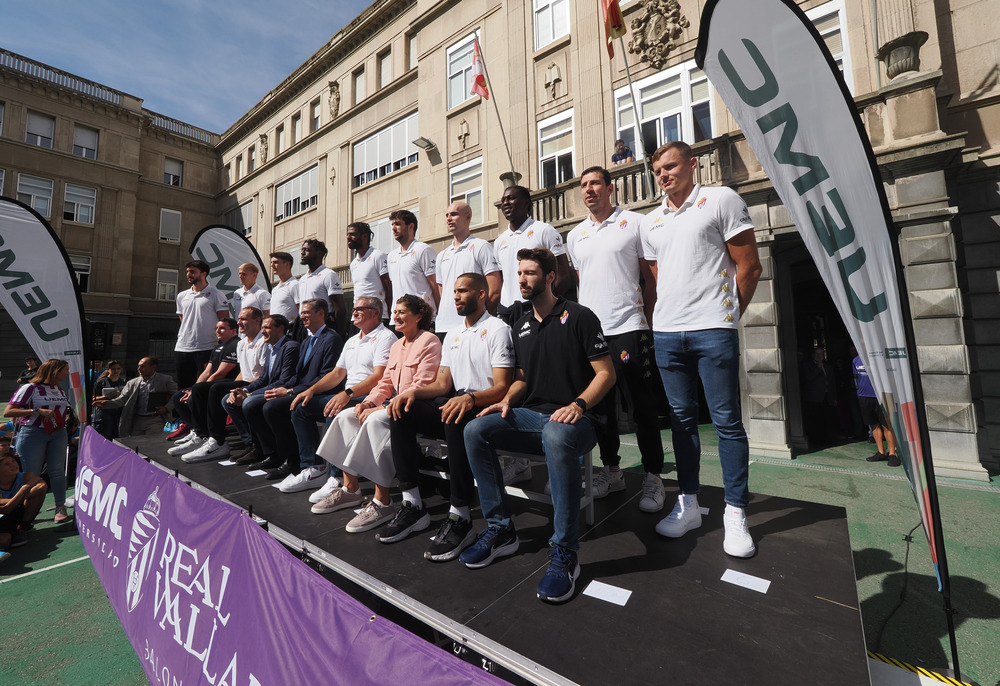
[175,259,230,388]
[231,262,270,319]
[433,201,501,336]
[347,221,392,323]
[268,251,300,323]
[386,209,438,323]
[568,166,666,513]
[299,238,347,336]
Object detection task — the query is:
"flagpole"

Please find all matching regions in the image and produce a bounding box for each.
[474,38,517,180]
[618,36,653,198]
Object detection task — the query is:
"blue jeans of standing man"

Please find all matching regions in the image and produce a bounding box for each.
[464,408,597,551]
[16,424,68,506]
[654,328,749,508]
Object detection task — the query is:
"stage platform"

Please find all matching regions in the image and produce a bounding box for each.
[120,434,870,685]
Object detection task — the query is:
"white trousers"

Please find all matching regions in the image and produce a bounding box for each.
[316,409,395,488]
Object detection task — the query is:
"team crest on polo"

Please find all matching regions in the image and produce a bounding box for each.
[619,219,628,229]
[698,197,707,209]
[126,487,162,613]
[560,310,569,324]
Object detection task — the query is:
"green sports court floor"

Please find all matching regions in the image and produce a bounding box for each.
[2,427,998,686]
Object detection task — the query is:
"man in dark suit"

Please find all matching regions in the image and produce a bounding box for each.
[224,314,300,466]
[246,299,343,478]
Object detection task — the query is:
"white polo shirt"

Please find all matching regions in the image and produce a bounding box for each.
[236,330,268,381]
[175,285,229,352]
[493,217,566,307]
[387,240,437,317]
[336,323,396,387]
[441,311,514,394]
[233,283,271,316]
[568,206,649,336]
[270,276,300,321]
[350,247,390,318]
[641,184,754,332]
[298,264,344,303]
[434,236,500,334]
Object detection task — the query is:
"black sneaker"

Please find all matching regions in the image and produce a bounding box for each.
[377,502,431,544]
[865,452,888,462]
[10,531,28,548]
[459,523,519,569]
[536,545,580,604]
[887,454,901,467]
[425,515,475,562]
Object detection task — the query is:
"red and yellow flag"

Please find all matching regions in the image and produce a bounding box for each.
[471,38,489,99]
[603,0,627,57]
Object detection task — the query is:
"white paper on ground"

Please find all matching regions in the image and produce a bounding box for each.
[245,469,267,477]
[699,506,710,515]
[218,460,236,466]
[582,580,632,606]
[721,569,771,593]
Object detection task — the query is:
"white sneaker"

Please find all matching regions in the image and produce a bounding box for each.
[592,466,626,498]
[168,435,205,456]
[723,505,756,558]
[502,456,532,485]
[278,465,328,493]
[656,494,702,538]
[173,431,197,446]
[638,472,665,513]
[182,437,229,463]
[309,475,343,503]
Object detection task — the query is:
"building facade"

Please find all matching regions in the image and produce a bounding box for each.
[2,0,998,476]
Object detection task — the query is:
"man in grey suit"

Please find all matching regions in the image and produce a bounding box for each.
[92,357,178,437]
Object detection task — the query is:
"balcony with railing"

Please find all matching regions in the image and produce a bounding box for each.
[144,110,219,145]
[0,47,126,107]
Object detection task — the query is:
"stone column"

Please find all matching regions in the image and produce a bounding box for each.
[742,237,793,458]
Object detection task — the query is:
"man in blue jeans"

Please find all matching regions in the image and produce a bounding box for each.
[641,141,762,558]
[461,248,615,603]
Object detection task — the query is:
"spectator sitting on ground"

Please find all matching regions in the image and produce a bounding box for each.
[1,451,48,561]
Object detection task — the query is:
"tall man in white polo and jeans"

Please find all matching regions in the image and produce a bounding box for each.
[641,141,762,558]
[175,260,230,388]
[568,166,666,513]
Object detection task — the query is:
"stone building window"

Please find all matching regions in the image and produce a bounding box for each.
[164,158,183,186]
[275,166,318,221]
[534,0,569,50]
[64,184,97,224]
[157,268,178,301]
[69,254,91,292]
[159,208,182,243]
[16,173,54,217]
[352,113,419,188]
[447,34,477,110]
[449,157,484,226]
[73,125,99,159]
[538,110,574,188]
[25,110,55,149]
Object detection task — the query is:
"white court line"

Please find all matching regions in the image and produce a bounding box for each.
[0,555,90,584]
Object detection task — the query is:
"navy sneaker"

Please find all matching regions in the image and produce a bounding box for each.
[459,524,519,569]
[536,545,580,604]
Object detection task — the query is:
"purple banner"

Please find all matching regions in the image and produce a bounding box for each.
[76,427,507,685]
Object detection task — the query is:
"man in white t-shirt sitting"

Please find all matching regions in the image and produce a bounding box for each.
[284,296,395,495]
[386,209,438,325]
[232,262,271,319]
[641,141,763,559]
[175,259,230,388]
[268,251,300,323]
[433,201,501,337]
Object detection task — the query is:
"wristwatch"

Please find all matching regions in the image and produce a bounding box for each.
[573,398,588,411]
[345,387,354,397]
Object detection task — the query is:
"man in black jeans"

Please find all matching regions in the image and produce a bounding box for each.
[381,272,514,561]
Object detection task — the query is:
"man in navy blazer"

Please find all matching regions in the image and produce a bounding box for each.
[225,314,300,466]
[247,298,343,478]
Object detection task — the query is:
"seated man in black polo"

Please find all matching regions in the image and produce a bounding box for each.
[461,248,615,604]
[381,272,514,560]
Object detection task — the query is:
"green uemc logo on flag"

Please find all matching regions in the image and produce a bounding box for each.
[885,347,907,358]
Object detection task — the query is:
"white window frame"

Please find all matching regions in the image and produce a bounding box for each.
[0,169,5,196]
[275,166,318,221]
[449,157,484,226]
[0,101,4,136]
[248,146,256,172]
[537,109,575,188]
[407,33,418,71]
[379,49,393,88]
[446,34,477,110]
[69,254,92,292]
[73,125,99,159]
[64,184,97,224]
[807,0,853,93]
[369,206,419,256]
[533,0,570,50]
[156,268,178,301]
[353,68,366,105]
[159,208,182,243]
[235,155,243,181]
[16,173,54,217]
[292,113,302,145]
[613,60,715,158]
[311,99,321,132]
[164,157,183,186]
[275,124,285,155]
[25,110,55,149]
[352,113,419,188]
